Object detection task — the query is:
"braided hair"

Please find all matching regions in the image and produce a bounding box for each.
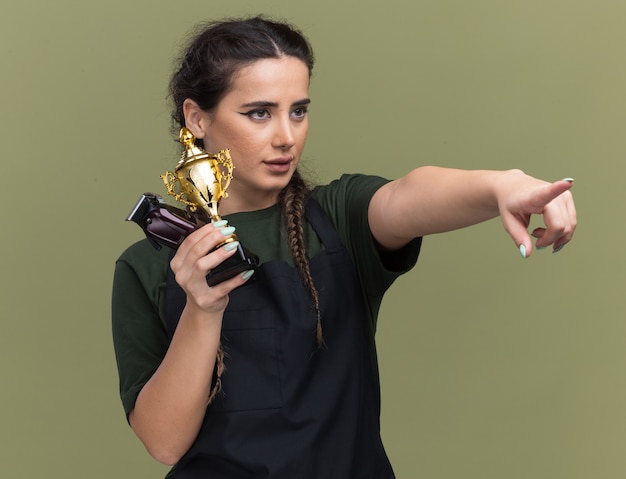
[279,170,323,347]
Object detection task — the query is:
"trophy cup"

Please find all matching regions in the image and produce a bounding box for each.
[127,127,258,286]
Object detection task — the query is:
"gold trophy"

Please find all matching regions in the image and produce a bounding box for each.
[158,127,257,285]
[161,127,234,222]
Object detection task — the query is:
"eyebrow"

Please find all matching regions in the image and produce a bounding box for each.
[240,98,311,108]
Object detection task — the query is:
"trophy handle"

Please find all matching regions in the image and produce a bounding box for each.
[160,170,199,211]
[214,149,234,199]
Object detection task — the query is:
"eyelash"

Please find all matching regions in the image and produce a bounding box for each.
[242,107,308,120]
[292,106,308,118]
[243,109,270,120]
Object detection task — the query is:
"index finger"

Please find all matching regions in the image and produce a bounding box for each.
[533,178,574,211]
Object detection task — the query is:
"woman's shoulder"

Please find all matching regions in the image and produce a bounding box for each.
[311,173,389,215]
[116,238,171,274]
[312,173,389,195]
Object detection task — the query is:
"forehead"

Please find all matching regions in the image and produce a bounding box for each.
[227,56,310,102]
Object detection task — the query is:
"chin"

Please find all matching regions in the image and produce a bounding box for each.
[268,175,296,192]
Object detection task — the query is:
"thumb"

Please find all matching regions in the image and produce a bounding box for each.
[501,211,533,259]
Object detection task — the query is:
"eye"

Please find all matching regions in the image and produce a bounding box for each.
[291,106,308,120]
[242,109,271,120]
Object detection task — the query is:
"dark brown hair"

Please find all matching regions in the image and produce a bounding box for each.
[170,16,314,144]
[169,16,322,401]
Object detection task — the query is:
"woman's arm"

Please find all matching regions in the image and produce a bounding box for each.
[128,222,252,465]
[369,167,576,257]
[129,304,222,465]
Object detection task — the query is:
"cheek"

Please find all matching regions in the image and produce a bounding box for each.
[295,126,308,154]
[206,118,253,151]
[297,120,309,142]
[231,132,267,157]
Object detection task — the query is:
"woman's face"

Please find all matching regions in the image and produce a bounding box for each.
[186,56,311,213]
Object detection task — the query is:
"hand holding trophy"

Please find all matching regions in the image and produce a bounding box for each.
[127,127,258,286]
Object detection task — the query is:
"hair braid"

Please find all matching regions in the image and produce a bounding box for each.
[279,170,324,347]
[208,344,225,403]
[208,170,319,405]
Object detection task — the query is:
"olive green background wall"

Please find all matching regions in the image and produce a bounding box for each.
[1,1,623,477]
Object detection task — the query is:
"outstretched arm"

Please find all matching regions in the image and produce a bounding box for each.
[368,167,576,257]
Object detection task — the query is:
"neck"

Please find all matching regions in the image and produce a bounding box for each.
[218,190,281,216]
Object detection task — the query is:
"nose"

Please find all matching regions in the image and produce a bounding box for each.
[272,116,295,150]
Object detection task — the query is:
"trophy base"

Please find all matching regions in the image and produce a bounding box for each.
[206,242,259,286]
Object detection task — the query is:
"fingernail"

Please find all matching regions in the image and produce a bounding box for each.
[536,245,547,250]
[213,219,228,228]
[224,241,240,251]
[519,244,527,259]
[561,177,574,182]
[220,226,236,236]
[241,270,255,280]
[553,244,565,254]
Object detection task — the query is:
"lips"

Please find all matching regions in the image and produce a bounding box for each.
[263,157,293,173]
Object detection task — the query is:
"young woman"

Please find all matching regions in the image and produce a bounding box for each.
[112,16,576,478]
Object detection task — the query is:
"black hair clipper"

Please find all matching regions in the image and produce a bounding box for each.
[126,193,258,285]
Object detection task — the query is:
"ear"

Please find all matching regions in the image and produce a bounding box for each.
[182,99,210,140]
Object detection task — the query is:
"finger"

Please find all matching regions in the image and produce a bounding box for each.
[176,240,244,305]
[529,178,574,212]
[500,211,533,258]
[172,222,233,271]
[536,190,577,251]
[171,223,215,270]
[207,267,256,296]
[189,225,237,260]
[177,220,230,257]
[195,240,243,275]
[531,227,549,250]
[188,266,255,313]
[550,194,577,252]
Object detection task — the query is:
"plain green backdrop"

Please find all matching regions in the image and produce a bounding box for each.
[1,0,624,477]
